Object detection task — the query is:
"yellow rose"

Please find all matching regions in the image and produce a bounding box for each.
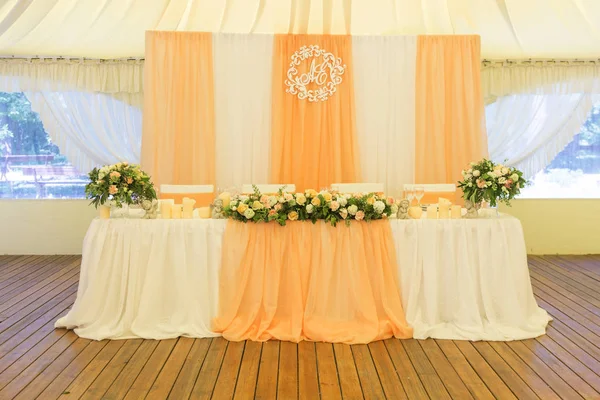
[288,211,299,221]
[237,203,248,214]
[305,189,317,198]
[367,196,376,205]
[252,200,263,210]
[311,197,321,206]
[322,192,332,202]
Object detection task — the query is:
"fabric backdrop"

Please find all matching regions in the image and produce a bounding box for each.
[143,32,488,196]
[141,31,215,192]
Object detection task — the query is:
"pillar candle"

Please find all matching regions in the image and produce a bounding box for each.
[182,197,196,219]
[198,206,211,219]
[427,205,437,219]
[438,203,450,219]
[218,192,231,208]
[98,205,110,219]
[160,199,174,219]
[171,204,182,219]
[451,205,462,219]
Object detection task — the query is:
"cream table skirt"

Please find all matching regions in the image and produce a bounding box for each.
[390,217,550,340]
[56,217,550,341]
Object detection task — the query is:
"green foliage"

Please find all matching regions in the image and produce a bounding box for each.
[85,163,157,208]
[458,159,527,207]
[0,93,57,157]
[222,188,396,227]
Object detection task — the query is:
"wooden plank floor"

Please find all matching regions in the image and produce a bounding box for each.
[1,255,600,399]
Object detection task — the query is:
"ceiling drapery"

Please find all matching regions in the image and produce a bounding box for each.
[0,0,599,59]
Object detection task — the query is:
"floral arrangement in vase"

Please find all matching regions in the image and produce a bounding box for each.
[223,185,397,227]
[85,162,156,208]
[457,158,527,207]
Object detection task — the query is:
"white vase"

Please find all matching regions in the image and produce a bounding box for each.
[98,205,110,219]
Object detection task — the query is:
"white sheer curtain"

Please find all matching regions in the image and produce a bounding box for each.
[25,92,143,172]
[213,33,273,190]
[352,35,417,197]
[486,93,600,177]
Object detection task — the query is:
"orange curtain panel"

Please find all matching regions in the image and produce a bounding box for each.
[415,35,488,201]
[141,31,216,204]
[213,220,413,344]
[271,34,361,192]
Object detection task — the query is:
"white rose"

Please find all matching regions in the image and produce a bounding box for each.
[498,177,506,184]
[295,193,306,205]
[338,196,347,207]
[231,206,237,211]
[278,196,285,203]
[306,204,314,214]
[501,167,509,175]
[473,170,480,177]
[373,200,385,214]
[244,208,255,219]
[230,200,238,207]
[348,205,358,216]
[268,196,278,207]
[488,171,496,178]
[510,173,519,182]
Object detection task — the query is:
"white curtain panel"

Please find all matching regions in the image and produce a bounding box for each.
[486,93,600,177]
[213,33,273,190]
[352,35,417,197]
[25,92,143,172]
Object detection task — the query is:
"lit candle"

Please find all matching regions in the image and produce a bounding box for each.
[218,192,231,208]
[182,197,196,219]
[427,205,437,219]
[451,205,462,219]
[438,203,450,219]
[198,206,211,219]
[160,199,174,219]
[408,206,423,219]
[171,204,182,219]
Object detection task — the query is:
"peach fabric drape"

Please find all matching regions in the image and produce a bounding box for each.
[214,220,412,344]
[271,34,360,192]
[415,36,488,203]
[141,31,215,205]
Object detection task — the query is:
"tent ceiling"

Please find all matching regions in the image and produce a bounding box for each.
[0,0,599,59]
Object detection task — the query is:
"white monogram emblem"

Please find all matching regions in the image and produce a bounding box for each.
[285,45,346,102]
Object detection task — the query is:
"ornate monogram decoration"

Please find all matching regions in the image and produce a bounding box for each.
[285,45,346,102]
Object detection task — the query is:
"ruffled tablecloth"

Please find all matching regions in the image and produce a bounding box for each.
[390,217,551,340]
[56,216,550,342]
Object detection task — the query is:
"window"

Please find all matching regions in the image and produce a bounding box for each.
[0,93,87,199]
[519,103,600,198]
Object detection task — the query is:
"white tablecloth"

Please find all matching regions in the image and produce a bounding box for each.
[56,216,550,341]
[390,217,550,340]
[56,219,226,340]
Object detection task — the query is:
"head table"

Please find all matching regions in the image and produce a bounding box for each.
[56,216,550,343]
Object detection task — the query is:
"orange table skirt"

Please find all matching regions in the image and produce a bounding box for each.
[213,220,413,344]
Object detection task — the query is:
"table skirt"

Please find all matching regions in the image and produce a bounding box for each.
[56,217,550,341]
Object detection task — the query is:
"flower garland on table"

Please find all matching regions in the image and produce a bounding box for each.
[223,186,398,226]
[457,158,527,207]
[85,162,156,208]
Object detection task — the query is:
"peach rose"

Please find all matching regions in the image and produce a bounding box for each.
[274,203,282,211]
[126,177,133,184]
[355,210,365,221]
[288,211,299,221]
[311,197,321,206]
[268,209,277,217]
[329,201,340,211]
[108,185,118,195]
[386,197,395,205]
[109,171,121,179]
[476,179,486,188]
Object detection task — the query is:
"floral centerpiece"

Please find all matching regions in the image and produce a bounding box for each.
[458,158,526,207]
[85,162,156,208]
[223,186,397,226]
